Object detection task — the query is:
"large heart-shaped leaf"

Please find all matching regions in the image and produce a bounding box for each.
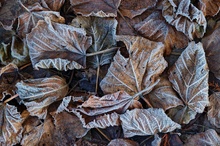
[168,42,209,124]
[26,18,92,71]
[100,35,167,96]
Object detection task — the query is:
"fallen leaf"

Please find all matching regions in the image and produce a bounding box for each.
[146,77,183,111]
[202,25,220,80]
[119,0,157,19]
[71,16,117,68]
[100,35,167,97]
[0,103,23,145]
[107,138,139,146]
[120,108,181,137]
[198,0,220,16]
[17,2,65,38]
[134,11,188,55]
[162,0,207,40]
[26,18,92,71]
[184,129,220,145]
[70,0,121,17]
[16,75,69,119]
[0,63,18,76]
[168,42,209,124]
[41,0,65,11]
[207,92,220,128]
[151,134,161,146]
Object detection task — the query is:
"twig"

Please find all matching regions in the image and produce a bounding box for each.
[95,128,111,142]
[4,94,19,103]
[86,47,119,57]
[95,65,100,94]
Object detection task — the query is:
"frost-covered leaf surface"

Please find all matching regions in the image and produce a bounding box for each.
[107,138,139,146]
[100,35,167,96]
[168,42,209,124]
[41,0,65,11]
[199,0,220,16]
[120,108,181,137]
[26,19,92,71]
[16,76,68,119]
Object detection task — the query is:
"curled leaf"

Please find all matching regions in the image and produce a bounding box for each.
[26,19,92,71]
[70,0,121,17]
[168,42,209,124]
[100,35,167,96]
[199,0,220,16]
[162,0,207,40]
[16,76,69,119]
[120,108,181,137]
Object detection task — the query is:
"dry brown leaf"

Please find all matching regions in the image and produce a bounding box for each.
[120,108,181,137]
[0,103,23,145]
[168,42,209,124]
[71,16,117,68]
[70,0,121,17]
[0,63,18,76]
[26,18,92,71]
[119,0,157,19]
[17,2,65,38]
[146,77,183,111]
[184,129,220,145]
[207,92,220,128]
[202,25,220,80]
[100,35,167,97]
[16,75,69,119]
[41,0,65,11]
[107,138,139,146]
[199,0,220,16]
[162,0,207,40]
[134,11,188,55]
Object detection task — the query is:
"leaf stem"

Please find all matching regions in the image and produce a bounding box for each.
[18,0,30,13]
[95,128,111,142]
[95,65,100,94]
[86,47,119,57]
[4,94,19,103]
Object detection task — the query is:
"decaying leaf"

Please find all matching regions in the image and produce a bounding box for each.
[184,129,220,146]
[0,103,23,145]
[41,0,65,11]
[0,63,18,76]
[146,77,183,111]
[199,0,220,16]
[26,18,92,70]
[100,35,167,97]
[70,0,121,17]
[168,42,209,124]
[71,16,117,68]
[202,25,220,80]
[207,92,220,128]
[17,2,65,38]
[16,75,69,119]
[107,138,139,146]
[162,0,207,40]
[119,0,157,19]
[120,108,181,137]
[134,11,188,55]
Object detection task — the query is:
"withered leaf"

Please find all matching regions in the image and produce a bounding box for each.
[120,108,181,137]
[134,11,188,55]
[207,92,220,128]
[199,0,220,16]
[71,16,117,68]
[26,18,92,71]
[16,75,69,119]
[70,0,121,17]
[162,0,207,40]
[0,103,23,145]
[107,138,139,146]
[119,0,157,19]
[41,0,65,11]
[17,2,65,38]
[202,25,220,80]
[146,77,183,111]
[184,129,220,146]
[168,42,209,124]
[100,35,167,96]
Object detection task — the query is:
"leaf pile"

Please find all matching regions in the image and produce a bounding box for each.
[0,0,220,145]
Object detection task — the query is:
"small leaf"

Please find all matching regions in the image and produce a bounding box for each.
[108,138,139,146]
[100,35,167,96]
[198,0,220,16]
[184,129,220,145]
[70,0,121,17]
[168,42,209,124]
[26,19,92,71]
[120,108,181,137]
[162,0,207,40]
[0,103,23,145]
[16,75,69,119]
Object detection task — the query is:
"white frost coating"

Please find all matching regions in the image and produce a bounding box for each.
[78,10,117,17]
[34,58,84,71]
